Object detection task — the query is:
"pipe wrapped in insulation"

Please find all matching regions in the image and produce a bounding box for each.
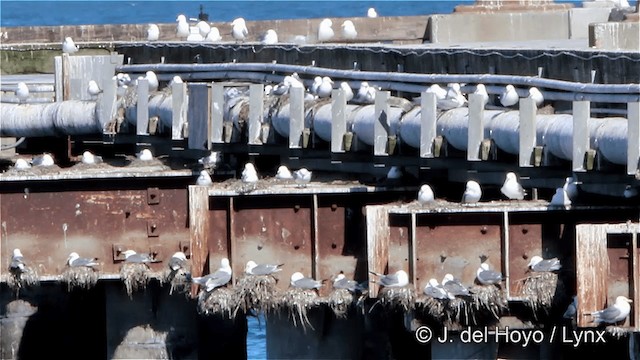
[0,101,99,137]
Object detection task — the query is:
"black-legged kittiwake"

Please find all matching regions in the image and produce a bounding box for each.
[122,250,152,263]
[476,263,503,285]
[500,172,526,200]
[10,248,26,272]
[309,76,322,95]
[418,184,435,204]
[261,29,278,45]
[370,270,409,288]
[191,258,232,292]
[198,151,221,168]
[563,295,577,319]
[168,251,188,271]
[425,84,447,101]
[16,82,29,103]
[317,76,334,98]
[176,14,190,39]
[333,273,364,293]
[563,176,579,201]
[437,83,467,110]
[82,150,103,164]
[473,84,489,108]
[293,168,312,186]
[14,158,31,170]
[550,187,571,208]
[231,18,248,42]
[528,87,544,108]
[589,296,632,325]
[137,149,154,161]
[196,170,213,186]
[318,18,334,42]
[367,7,378,18]
[245,260,283,275]
[143,71,159,92]
[62,36,79,54]
[32,153,55,167]
[87,80,102,99]
[290,272,322,290]
[276,165,293,180]
[353,81,376,104]
[424,278,449,300]
[462,180,482,204]
[339,82,354,102]
[442,273,471,297]
[527,255,562,272]
[205,27,222,42]
[341,20,357,40]
[241,163,258,183]
[67,252,99,268]
[197,20,211,38]
[500,85,519,107]
[147,24,160,41]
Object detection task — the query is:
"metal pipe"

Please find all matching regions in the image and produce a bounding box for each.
[118,62,640,94]
[0,101,99,137]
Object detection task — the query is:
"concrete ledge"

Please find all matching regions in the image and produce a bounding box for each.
[589,21,640,50]
[429,11,570,43]
[569,7,614,39]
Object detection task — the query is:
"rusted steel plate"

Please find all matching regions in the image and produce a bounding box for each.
[230,195,313,291]
[1,188,188,276]
[413,213,503,292]
[507,213,544,298]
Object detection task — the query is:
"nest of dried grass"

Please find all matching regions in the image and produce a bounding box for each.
[516,272,561,318]
[233,275,279,317]
[374,287,415,313]
[61,266,98,291]
[469,285,509,322]
[328,289,360,318]
[162,268,191,296]
[7,268,39,294]
[120,263,149,297]
[278,288,322,330]
[414,295,446,321]
[605,325,631,339]
[198,287,238,319]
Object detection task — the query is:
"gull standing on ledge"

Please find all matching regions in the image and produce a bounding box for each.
[500,85,519,107]
[589,296,633,325]
[276,165,293,180]
[367,8,378,18]
[196,170,213,186]
[500,172,525,200]
[317,76,334,98]
[176,14,190,39]
[473,84,489,108]
[341,20,357,40]
[231,18,248,42]
[528,87,544,108]
[318,18,334,42]
[205,27,222,42]
[261,29,278,45]
[191,258,232,292]
[147,24,160,41]
[88,80,102,99]
[340,82,354,102]
[462,180,482,204]
[62,37,79,54]
[242,163,259,183]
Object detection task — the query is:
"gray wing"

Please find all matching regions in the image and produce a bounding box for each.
[592,306,623,323]
[250,264,282,275]
[443,280,470,296]
[71,257,99,268]
[379,273,399,287]
[169,257,187,271]
[293,277,322,289]
[478,269,502,284]
[10,256,25,271]
[125,253,151,263]
[333,278,360,292]
[200,270,232,291]
[31,156,46,166]
[533,259,562,272]
[424,285,448,300]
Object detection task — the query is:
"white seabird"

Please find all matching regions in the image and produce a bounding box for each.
[67,252,99,268]
[87,80,102,99]
[353,81,376,104]
[231,18,248,42]
[590,296,633,325]
[276,165,294,180]
[317,76,334,98]
[500,172,526,200]
[293,168,312,186]
[442,273,471,297]
[143,71,159,92]
[309,76,322,95]
[418,184,435,204]
[147,24,160,41]
[116,73,132,88]
[339,82,354,102]
[550,187,571,208]
[462,180,482,204]
[191,258,233,292]
[528,87,544,108]
[563,295,578,319]
[341,20,357,40]
[197,20,211,38]
[176,14,190,39]
[476,263,503,285]
[261,29,278,45]
[425,84,447,101]
[437,83,467,110]
[245,260,283,275]
[318,18,334,42]
[424,278,449,300]
[196,170,213,186]
[527,255,562,272]
[290,272,322,290]
[62,36,79,54]
[241,163,259,183]
[122,250,152,263]
[473,84,489,108]
[205,27,222,42]
[14,158,31,170]
[333,273,364,293]
[168,251,188,271]
[187,33,205,42]
[563,176,579,201]
[198,151,221,168]
[137,149,154,161]
[367,8,378,18]
[82,150,103,164]
[370,270,409,288]
[10,249,26,272]
[32,153,55,167]
[16,82,29,103]
[500,85,519,107]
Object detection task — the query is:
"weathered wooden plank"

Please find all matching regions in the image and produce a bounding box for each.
[210,83,225,143]
[289,86,304,149]
[366,205,390,298]
[633,232,639,329]
[628,102,640,175]
[187,83,210,150]
[248,84,264,145]
[420,91,437,158]
[54,56,63,102]
[374,90,390,156]
[331,89,347,153]
[519,97,537,167]
[136,78,149,135]
[171,82,187,140]
[575,224,608,328]
[572,101,590,172]
[467,93,485,161]
[409,213,418,289]
[188,185,210,296]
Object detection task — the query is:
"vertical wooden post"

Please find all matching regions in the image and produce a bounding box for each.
[420,91,437,158]
[171,82,187,140]
[211,83,225,143]
[248,84,264,145]
[467,93,485,161]
[331,89,347,153]
[374,91,390,156]
[366,205,390,298]
[409,212,418,290]
[572,101,590,172]
[627,102,640,175]
[575,224,608,328]
[289,86,305,149]
[189,186,210,297]
[519,97,537,167]
[136,79,149,135]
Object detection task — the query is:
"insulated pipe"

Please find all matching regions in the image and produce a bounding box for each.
[118,63,640,94]
[0,101,99,137]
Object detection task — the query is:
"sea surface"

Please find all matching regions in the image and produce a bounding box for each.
[0,0,603,359]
